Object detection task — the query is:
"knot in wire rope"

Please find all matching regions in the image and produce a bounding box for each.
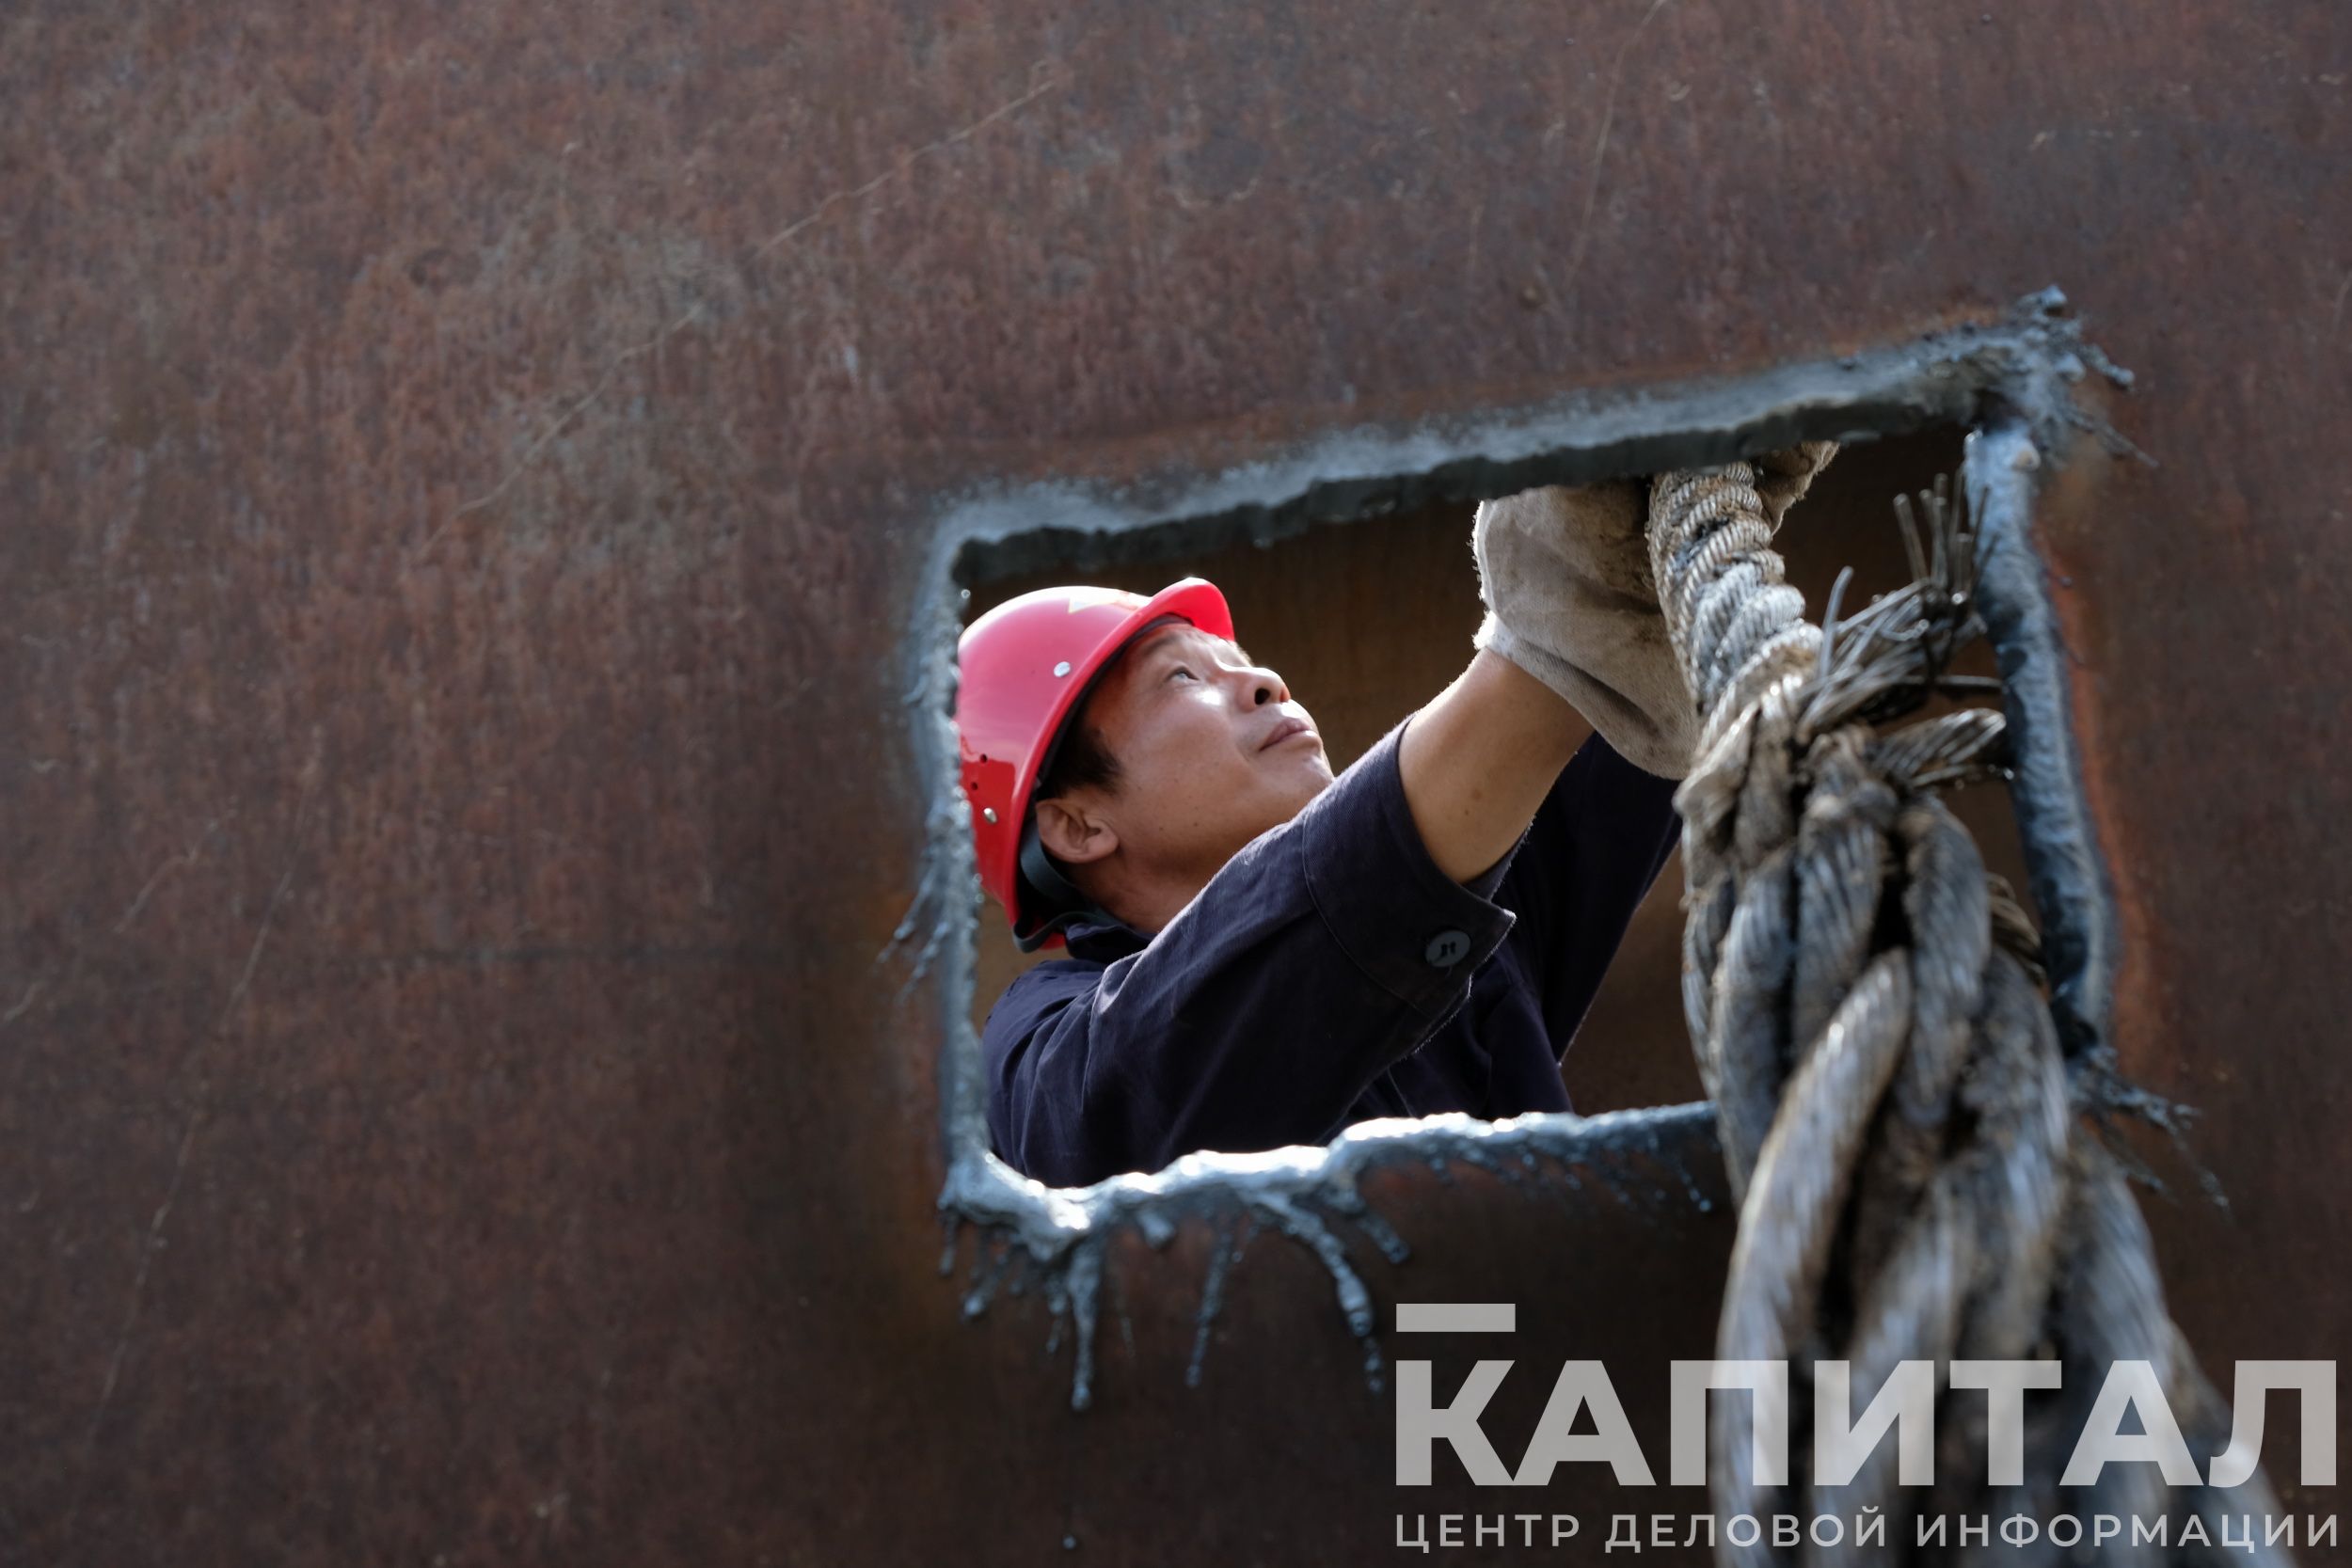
[1646,451,2287,1567]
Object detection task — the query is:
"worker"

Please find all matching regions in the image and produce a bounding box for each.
[953,450,1836,1188]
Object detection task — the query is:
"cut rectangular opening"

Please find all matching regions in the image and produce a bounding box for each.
[912,311,2103,1261]
[955,425,2037,1148]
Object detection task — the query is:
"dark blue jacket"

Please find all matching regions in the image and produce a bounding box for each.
[979,719,1682,1188]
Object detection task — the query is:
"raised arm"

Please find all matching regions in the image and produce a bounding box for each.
[1396,648,1594,882]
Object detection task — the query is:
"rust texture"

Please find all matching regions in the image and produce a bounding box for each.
[4,2,2347,1561]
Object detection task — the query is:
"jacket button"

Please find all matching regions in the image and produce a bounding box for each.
[1424,929,1471,968]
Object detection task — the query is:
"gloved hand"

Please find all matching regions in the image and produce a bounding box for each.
[1470,444,1836,779]
[1749,440,1839,527]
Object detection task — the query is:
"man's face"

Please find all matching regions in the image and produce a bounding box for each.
[1067,622,1333,884]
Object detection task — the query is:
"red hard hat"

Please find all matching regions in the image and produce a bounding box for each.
[955,578,1236,949]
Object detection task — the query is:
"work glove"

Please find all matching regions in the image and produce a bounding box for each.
[1748,440,1840,528]
[1470,443,1836,779]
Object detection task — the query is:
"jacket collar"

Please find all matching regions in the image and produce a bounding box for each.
[1061,913,1148,963]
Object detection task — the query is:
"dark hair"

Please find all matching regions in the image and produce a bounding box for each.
[1037,711,1121,800]
[1022,686,1123,930]
[1018,621,1163,935]
[1035,621,1168,804]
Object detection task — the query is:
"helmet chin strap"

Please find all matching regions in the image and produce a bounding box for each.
[1014,823,1116,953]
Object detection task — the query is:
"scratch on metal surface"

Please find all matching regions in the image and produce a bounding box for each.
[1555,0,1677,309]
[419,59,1071,559]
[112,818,227,935]
[60,800,307,1544]
[1,982,40,1026]
[746,59,1069,264]
[4,815,237,1047]
[426,306,707,540]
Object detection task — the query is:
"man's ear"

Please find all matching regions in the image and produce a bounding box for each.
[1033,796,1119,867]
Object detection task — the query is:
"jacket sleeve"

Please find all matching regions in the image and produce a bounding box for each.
[980,719,1520,1189]
[1494,729,1682,1057]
